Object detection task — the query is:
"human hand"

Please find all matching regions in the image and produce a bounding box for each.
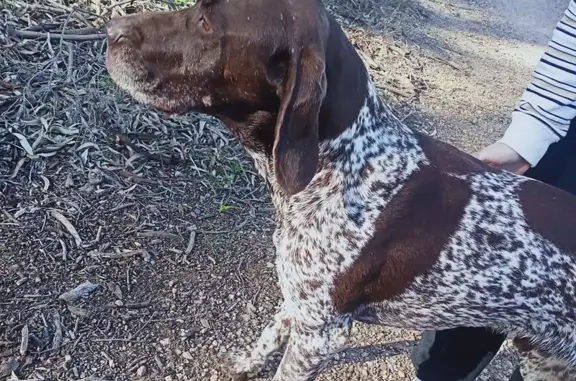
[474,142,530,175]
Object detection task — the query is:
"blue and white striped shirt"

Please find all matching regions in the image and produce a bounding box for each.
[500,0,576,166]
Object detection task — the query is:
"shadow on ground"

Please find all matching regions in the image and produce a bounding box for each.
[327,0,564,59]
[339,340,417,365]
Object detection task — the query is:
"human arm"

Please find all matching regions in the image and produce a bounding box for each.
[477,0,576,173]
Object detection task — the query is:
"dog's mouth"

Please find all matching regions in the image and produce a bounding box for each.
[153,101,190,117]
[143,86,215,117]
[106,48,218,118]
[106,56,191,116]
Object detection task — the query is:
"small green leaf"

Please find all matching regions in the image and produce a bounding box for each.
[218,204,235,213]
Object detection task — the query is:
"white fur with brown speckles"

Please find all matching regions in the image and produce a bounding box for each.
[227,69,576,381]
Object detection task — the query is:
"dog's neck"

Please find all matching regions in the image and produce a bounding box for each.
[220,19,418,204]
[317,19,372,142]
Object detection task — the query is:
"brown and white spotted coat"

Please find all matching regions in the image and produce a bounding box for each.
[104,0,576,380]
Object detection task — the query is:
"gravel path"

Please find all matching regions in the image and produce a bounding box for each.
[412,0,566,153]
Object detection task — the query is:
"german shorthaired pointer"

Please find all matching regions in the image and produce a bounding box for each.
[104,0,576,380]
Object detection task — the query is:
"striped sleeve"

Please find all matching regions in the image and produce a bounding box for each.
[499,0,576,167]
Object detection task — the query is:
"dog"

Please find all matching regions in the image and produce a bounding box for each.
[105,0,576,380]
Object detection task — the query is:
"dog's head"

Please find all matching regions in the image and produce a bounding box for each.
[105,0,332,195]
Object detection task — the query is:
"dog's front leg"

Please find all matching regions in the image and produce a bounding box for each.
[271,318,350,381]
[226,303,291,380]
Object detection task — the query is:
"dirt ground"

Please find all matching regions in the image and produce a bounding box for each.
[0,0,568,380]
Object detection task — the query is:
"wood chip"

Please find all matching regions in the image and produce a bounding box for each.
[0,208,20,225]
[58,239,67,261]
[137,231,180,240]
[0,358,19,378]
[106,281,123,299]
[65,173,75,187]
[154,355,164,371]
[108,301,150,309]
[58,282,99,303]
[40,175,50,191]
[19,325,29,356]
[88,250,149,261]
[200,319,211,329]
[51,312,62,350]
[136,365,146,377]
[101,351,114,368]
[185,225,197,255]
[68,305,90,318]
[51,210,82,246]
[88,168,103,185]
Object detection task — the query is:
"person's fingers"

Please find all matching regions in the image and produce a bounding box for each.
[474,144,500,164]
[514,162,530,175]
[473,142,531,175]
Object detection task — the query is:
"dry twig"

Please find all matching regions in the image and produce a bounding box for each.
[7,26,106,41]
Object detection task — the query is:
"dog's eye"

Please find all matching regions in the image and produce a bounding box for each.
[199,15,212,33]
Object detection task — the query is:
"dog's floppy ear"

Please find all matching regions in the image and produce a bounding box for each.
[272,45,326,196]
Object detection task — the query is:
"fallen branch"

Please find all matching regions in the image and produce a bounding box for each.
[107,301,151,309]
[423,52,464,72]
[23,25,102,35]
[7,26,106,41]
[379,84,414,98]
[20,325,29,356]
[51,312,62,350]
[137,231,181,240]
[1,208,20,225]
[88,249,151,261]
[185,225,197,255]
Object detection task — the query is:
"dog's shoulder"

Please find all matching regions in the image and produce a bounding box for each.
[415,131,497,175]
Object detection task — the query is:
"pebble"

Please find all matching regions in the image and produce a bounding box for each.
[182,352,194,360]
[88,168,103,185]
[160,338,171,346]
[137,365,146,377]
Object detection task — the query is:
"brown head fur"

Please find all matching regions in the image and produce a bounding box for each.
[105,0,368,196]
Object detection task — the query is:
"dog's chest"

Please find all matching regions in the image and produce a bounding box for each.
[272,190,357,321]
[270,159,423,322]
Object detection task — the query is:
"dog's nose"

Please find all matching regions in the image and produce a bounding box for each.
[106,17,133,44]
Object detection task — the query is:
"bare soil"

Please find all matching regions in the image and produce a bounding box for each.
[0,0,565,380]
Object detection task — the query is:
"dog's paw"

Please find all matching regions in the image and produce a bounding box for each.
[221,350,259,381]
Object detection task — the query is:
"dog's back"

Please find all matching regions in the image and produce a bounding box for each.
[330,130,576,364]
